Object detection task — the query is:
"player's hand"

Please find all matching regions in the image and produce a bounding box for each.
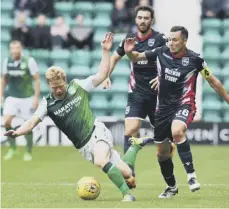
[101,32,114,51]
[124,38,136,53]
[33,97,39,111]
[149,77,159,90]
[102,77,112,89]
[4,130,19,138]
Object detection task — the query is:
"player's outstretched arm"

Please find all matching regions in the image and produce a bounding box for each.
[4,115,41,138]
[92,32,114,87]
[124,38,146,62]
[205,75,229,104]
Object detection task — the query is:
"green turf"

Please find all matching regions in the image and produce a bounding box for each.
[1,145,229,208]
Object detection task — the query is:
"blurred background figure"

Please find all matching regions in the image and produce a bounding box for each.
[68,14,94,50]
[1,41,40,161]
[32,14,51,49]
[111,0,131,33]
[50,16,69,48]
[11,12,32,47]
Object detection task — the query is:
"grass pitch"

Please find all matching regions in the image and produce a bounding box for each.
[1,145,229,208]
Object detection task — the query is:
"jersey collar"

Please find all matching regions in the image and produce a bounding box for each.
[170,48,187,59]
[136,29,153,42]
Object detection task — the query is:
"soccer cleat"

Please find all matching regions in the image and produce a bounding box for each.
[23,152,32,161]
[4,148,16,160]
[122,194,135,201]
[188,177,200,192]
[125,176,136,189]
[158,186,178,198]
[129,136,153,147]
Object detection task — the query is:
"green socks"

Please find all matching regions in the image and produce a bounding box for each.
[103,162,130,195]
[25,132,33,153]
[6,127,16,150]
[122,144,141,170]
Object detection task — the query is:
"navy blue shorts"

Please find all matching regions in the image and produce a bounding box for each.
[125,93,157,126]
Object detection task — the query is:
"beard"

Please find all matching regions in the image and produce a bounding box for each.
[137,24,151,33]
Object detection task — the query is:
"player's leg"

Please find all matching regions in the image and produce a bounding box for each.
[154,119,178,198]
[19,97,34,161]
[124,93,145,154]
[171,106,200,192]
[3,97,18,160]
[93,140,135,201]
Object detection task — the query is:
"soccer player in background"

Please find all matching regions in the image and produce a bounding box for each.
[103,6,169,154]
[124,26,229,198]
[1,40,40,161]
[4,33,141,202]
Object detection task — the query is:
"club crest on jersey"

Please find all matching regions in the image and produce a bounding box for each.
[68,86,76,95]
[182,57,189,66]
[148,38,155,47]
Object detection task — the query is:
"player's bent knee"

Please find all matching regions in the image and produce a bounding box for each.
[172,129,185,143]
[94,158,109,169]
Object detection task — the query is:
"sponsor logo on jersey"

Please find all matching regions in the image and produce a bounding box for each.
[182,57,189,66]
[68,86,76,95]
[125,106,130,115]
[148,38,155,47]
[54,96,82,116]
[165,68,181,83]
[8,70,25,76]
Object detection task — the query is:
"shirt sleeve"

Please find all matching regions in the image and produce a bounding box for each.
[145,47,161,61]
[2,58,8,75]
[196,55,212,78]
[34,98,48,121]
[74,76,95,92]
[158,34,168,46]
[28,57,39,76]
[116,39,126,57]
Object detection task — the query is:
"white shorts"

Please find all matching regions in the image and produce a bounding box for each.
[3,96,34,120]
[79,119,121,165]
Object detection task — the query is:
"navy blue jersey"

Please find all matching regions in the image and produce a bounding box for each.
[145,46,206,115]
[116,29,167,97]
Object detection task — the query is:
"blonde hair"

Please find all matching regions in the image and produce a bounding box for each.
[46,66,66,83]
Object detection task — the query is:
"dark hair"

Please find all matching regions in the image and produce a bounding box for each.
[170,26,188,40]
[135,6,154,19]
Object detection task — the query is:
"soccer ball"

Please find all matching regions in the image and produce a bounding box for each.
[76,177,101,200]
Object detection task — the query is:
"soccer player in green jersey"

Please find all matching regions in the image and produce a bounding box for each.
[4,32,140,201]
[1,40,40,161]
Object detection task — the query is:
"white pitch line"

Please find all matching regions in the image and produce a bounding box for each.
[1,182,229,187]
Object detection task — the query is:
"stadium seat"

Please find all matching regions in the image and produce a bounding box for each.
[202,96,222,110]
[1,1,13,12]
[221,65,229,77]
[40,77,49,96]
[1,30,11,44]
[94,2,113,15]
[50,49,70,62]
[220,48,229,65]
[203,111,222,122]
[70,50,91,67]
[109,94,127,109]
[91,49,103,62]
[91,109,108,117]
[203,45,221,62]
[90,94,108,109]
[38,62,48,75]
[202,19,222,32]
[110,109,125,117]
[1,17,14,29]
[203,31,222,47]
[52,61,69,70]
[202,82,215,96]
[55,2,73,16]
[68,66,91,79]
[223,79,229,91]
[31,49,50,62]
[222,19,229,31]
[111,77,129,92]
[223,111,229,122]
[92,15,111,29]
[74,1,95,17]
[112,61,130,78]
